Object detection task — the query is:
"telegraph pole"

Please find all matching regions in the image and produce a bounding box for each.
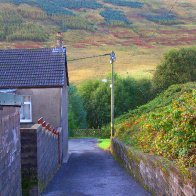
[68,51,116,137]
[110,51,116,138]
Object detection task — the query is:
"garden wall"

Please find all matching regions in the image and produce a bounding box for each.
[0,93,22,196]
[21,123,62,194]
[111,138,196,196]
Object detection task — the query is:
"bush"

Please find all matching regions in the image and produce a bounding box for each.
[153,47,196,92]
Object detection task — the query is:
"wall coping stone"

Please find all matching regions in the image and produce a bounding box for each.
[0,92,22,106]
[111,138,196,196]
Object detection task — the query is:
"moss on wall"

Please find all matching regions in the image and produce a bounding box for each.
[111,138,196,196]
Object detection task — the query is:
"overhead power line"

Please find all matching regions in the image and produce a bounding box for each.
[68,1,181,62]
[67,53,111,62]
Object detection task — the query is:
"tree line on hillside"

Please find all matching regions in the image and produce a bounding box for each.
[0,3,96,41]
[68,47,196,130]
[143,13,179,25]
[5,0,103,15]
[100,9,131,26]
[104,0,144,8]
[52,15,96,32]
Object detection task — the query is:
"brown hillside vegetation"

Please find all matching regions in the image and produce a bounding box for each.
[0,0,195,83]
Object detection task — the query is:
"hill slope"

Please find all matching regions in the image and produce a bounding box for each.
[0,0,196,83]
[111,82,196,170]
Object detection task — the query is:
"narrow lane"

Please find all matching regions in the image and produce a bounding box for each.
[43,138,150,196]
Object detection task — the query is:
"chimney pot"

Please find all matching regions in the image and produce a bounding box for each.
[56,32,63,48]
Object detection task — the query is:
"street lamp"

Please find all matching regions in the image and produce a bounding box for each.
[110,51,116,137]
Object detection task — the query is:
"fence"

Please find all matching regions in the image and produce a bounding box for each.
[70,129,110,138]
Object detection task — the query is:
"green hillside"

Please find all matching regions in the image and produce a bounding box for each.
[111,82,196,170]
[0,0,195,83]
[0,0,195,42]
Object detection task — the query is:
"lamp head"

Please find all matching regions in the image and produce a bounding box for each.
[110,51,116,64]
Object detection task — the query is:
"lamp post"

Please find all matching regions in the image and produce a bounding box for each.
[110,51,116,138]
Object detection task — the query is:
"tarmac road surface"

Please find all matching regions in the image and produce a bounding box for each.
[42,138,150,196]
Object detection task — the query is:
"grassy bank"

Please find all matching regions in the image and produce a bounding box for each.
[107,82,196,171]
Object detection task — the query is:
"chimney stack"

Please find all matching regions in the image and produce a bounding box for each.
[56,32,63,48]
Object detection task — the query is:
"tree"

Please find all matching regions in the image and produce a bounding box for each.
[68,85,87,133]
[78,75,153,128]
[78,80,110,128]
[153,47,196,91]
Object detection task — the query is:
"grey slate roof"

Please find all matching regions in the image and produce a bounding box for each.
[0,48,68,88]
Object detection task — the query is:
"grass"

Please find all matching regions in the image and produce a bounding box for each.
[97,139,111,150]
[22,170,37,196]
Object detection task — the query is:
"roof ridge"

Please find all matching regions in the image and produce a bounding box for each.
[0,47,68,88]
[0,47,66,52]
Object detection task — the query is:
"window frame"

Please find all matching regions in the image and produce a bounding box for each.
[20,95,32,123]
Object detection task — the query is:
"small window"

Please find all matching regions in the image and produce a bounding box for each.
[20,95,32,123]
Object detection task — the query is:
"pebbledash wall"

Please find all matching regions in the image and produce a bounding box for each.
[21,123,63,193]
[111,138,196,196]
[0,93,22,196]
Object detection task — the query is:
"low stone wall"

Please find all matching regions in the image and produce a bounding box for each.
[0,106,22,196]
[21,124,62,194]
[111,138,196,196]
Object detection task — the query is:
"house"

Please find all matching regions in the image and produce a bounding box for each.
[0,43,69,162]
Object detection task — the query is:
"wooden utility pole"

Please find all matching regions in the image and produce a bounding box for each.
[110,51,116,137]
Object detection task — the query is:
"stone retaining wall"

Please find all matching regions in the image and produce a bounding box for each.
[0,106,22,196]
[21,124,62,193]
[111,138,196,196]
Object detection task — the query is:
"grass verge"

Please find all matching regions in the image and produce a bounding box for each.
[97,139,111,150]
